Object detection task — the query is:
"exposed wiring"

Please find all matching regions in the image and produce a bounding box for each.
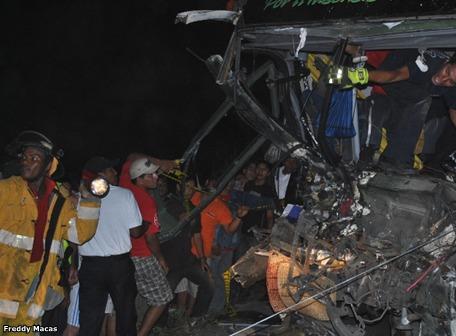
[229,224,455,336]
[353,295,390,324]
[186,47,206,64]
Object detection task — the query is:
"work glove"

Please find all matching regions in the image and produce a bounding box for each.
[326,66,369,88]
[158,159,181,173]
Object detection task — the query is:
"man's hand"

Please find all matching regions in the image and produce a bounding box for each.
[226,205,250,233]
[326,66,369,88]
[79,182,93,199]
[200,258,210,273]
[236,205,249,219]
[157,256,169,274]
[67,265,79,286]
[130,220,150,238]
[126,153,181,173]
[157,159,180,173]
[68,194,79,208]
[345,44,361,57]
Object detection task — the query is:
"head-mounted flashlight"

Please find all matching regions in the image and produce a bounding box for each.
[89,177,110,198]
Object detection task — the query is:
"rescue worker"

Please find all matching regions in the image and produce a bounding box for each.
[327,50,456,173]
[0,131,101,334]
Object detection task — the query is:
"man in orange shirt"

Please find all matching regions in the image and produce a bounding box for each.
[191,181,248,315]
[191,188,248,259]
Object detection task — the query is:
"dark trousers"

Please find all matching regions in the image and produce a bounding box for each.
[359,94,393,149]
[166,258,214,317]
[359,94,431,165]
[41,301,68,335]
[79,253,137,336]
[382,97,431,165]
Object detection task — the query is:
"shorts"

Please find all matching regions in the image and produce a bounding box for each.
[131,255,173,306]
[174,278,199,299]
[67,283,114,327]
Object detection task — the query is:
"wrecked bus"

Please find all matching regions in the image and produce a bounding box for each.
[176,1,456,335]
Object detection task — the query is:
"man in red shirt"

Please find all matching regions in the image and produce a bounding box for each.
[120,157,173,336]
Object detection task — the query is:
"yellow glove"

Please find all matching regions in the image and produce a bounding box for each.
[169,169,186,179]
[162,159,186,183]
[326,66,369,88]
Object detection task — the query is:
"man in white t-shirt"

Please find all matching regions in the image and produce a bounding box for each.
[77,156,148,336]
[274,158,300,210]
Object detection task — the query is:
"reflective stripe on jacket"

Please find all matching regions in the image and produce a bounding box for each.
[0,176,100,319]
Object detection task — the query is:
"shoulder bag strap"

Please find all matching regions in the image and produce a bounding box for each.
[28,193,66,301]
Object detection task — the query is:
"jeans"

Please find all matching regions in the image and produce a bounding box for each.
[79,253,137,336]
[207,250,234,314]
[167,257,214,317]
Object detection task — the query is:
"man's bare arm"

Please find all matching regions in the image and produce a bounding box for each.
[146,234,169,273]
[266,209,274,229]
[126,153,178,173]
[192,233,205,259]
[130,220,149,238]
[368,65,410,84]
[449,109,456,128]
[224,205,249,233]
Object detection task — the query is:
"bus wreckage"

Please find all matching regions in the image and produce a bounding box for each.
[176,1,456,335]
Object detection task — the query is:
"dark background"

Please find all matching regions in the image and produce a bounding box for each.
[2,0,455,181]
[0,0,255,180]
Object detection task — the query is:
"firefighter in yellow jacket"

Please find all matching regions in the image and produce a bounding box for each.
[0,131,100,333]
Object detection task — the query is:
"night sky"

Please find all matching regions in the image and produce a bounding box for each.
[0,0,255,180]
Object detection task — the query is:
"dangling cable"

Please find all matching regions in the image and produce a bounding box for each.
[229,223,455,336]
